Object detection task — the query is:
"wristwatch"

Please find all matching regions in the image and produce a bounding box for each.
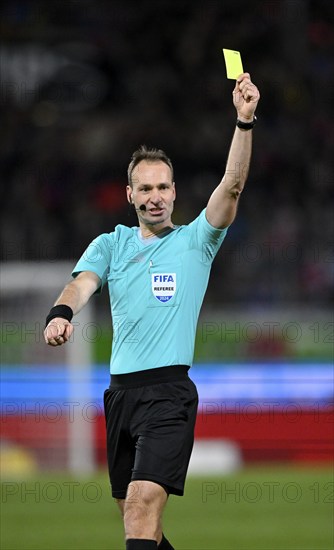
[236,115,257,130]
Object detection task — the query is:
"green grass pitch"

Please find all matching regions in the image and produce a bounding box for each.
[1,465,333,549]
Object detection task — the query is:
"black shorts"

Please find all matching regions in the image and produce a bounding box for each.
[103,365,198,499]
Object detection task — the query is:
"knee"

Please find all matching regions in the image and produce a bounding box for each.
[123,481,165,540]
[123,489,152,525]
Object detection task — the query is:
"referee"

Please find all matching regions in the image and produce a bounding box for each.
[44,73,260,550]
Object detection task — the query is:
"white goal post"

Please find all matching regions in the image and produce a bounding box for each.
[1,262,95,473]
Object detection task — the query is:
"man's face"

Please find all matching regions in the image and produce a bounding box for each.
[127,160,176,227]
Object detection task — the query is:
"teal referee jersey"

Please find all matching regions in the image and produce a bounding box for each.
[72,209,228,374]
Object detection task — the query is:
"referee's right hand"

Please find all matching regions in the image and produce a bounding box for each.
[44,318,74,346]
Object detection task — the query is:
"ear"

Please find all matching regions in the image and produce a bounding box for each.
[172,181,176,201]
[126,185,133,204]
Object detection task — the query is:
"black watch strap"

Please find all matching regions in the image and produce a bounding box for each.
[236,115,257,130]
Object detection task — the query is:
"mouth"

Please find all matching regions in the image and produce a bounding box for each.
[148,207,164,215]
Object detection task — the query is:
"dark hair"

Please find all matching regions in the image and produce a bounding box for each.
[127,145,174,187]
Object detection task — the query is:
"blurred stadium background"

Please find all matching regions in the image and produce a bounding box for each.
[1,1,333,549]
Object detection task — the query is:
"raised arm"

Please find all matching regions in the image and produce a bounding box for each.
[206,72,260,229]
[44,271,100,346]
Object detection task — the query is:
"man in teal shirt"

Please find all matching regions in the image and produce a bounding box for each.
[71,208,227,374]
[44,73,260,550]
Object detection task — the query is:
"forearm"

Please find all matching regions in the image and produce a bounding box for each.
[53,272,100,316]
[53,281,87,315]
[44,272,100,346]
[223,126,252,199]
[206,125,253,228]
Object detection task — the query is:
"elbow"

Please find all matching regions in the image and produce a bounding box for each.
[220,213,236,229]
[230,189,242,200]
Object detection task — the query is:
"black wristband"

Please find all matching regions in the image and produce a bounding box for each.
[45,305,73,328]
[236,115,257,130]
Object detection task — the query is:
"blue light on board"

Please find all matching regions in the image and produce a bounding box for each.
[1,362,333,409]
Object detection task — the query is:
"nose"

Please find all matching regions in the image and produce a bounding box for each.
[150,188,162,204]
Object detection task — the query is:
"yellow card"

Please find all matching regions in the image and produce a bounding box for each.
[222,49,243,79]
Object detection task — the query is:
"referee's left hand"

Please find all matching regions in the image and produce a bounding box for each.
[233,73,260,121]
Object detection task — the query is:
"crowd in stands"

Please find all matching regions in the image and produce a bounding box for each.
[1,0,333,306]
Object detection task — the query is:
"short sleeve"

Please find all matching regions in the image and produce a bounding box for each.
[72,233,114,292]
[187,209,228,263]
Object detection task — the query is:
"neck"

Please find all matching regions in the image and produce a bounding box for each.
[139,222,174,239]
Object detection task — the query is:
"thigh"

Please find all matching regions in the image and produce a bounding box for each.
[131,378,198,496]
[104,388,135,499]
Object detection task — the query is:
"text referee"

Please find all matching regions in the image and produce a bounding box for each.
[44,73,260,550]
